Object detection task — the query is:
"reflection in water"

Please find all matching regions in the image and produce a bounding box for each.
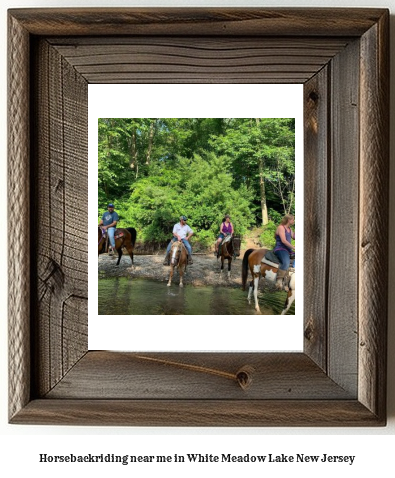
[98,277,295,316]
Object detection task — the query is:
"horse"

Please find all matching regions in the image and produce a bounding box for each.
[167,240,188,287]
[98,226,137,266]
[241,248,295,314]
[217,235,241,279]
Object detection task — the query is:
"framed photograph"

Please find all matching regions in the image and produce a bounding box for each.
[8,8,389,426]
[90,84,303,352]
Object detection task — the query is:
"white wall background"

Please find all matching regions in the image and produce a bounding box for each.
[1,0,394,476]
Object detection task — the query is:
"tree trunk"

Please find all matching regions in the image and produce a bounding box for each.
[258,157,269,226]
[130,129,138,178]
[255,118,269,226]
[146,120,155,165]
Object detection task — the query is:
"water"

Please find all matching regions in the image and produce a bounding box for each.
[98,277,295,315]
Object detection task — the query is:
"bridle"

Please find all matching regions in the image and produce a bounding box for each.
[171,241,186,265]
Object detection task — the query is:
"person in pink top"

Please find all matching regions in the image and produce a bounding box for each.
[215,214,234,255]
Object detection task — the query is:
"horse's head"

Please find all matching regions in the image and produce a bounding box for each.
[170,241,182,265]
[233,235,241,256]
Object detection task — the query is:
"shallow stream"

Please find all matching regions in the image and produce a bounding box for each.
[98,277,295,315]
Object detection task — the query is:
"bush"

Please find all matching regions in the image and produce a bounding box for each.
[268,208,283,225]
[191,229,214,250]
[100,152,255,247]
[260,221,277,249]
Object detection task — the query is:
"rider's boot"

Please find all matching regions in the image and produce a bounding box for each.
[163,253,170,266]
[275,269,286,290]
[188,254,193,265]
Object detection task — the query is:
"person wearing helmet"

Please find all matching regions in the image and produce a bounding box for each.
[163,215,194,265]
[99,203,119,255]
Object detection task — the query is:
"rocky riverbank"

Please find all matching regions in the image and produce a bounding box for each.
[98,252,244,287]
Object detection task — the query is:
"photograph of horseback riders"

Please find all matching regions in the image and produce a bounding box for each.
[97,116,297,317]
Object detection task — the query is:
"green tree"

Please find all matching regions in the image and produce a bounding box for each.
[98,117,295,245]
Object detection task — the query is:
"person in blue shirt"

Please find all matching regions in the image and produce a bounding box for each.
[99,203,119,254]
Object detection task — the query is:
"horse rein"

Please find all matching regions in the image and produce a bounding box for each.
[98,228,106,246]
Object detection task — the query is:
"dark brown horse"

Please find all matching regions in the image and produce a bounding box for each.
[217,235,241,279]
[167,240,188,287]
[241,248,295,314]
[98,227,137,266]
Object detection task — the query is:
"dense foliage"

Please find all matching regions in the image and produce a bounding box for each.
[98,118,295,248]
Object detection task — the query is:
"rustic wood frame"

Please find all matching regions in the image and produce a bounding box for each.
[8,8,389,426]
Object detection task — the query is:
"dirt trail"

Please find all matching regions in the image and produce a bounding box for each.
[242,227,263,252]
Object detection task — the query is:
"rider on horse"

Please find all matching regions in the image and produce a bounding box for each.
[99,203,119,255]
[215,214,233,256]
[273,214,295,289]
[163,215,194,265]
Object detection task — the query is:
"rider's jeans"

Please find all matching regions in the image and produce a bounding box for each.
[166,237,192,255]
[274,249,291,271]
[107,227,116,248]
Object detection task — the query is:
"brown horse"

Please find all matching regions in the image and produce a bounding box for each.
[241,248,295,314]
[217,235,241,279]
[98,227,137,266]
[167,240,188,287]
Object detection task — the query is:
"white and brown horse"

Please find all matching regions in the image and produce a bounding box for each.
[167,240,188,287]
[241,248,295,314]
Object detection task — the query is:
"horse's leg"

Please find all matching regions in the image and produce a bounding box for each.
[179,265,184,288]
[227,258,231,279]
[252,264,261,312]
[116,247,123,266]
[125,243,134,266]
[247,264,255,303]
[167,265,174,287]
[247,280,254,304]
[253,276,260,312]
[281,290,296,315]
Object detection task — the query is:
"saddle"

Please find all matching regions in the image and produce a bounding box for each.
[261,250,280,268]
[222,234,232,245]
[100,228,124,253]
[261,250,295,268]
[218,234,232,256]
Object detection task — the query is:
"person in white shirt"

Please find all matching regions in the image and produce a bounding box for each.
[163,215,194,265]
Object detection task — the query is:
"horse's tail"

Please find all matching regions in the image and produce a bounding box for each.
[126,227,137,246]
[241,249,254,290]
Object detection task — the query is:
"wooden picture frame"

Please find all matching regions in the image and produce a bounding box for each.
[8,8,389,426]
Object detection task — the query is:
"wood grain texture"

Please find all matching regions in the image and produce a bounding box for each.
[8,13,31,421]
[8,8,387,37]
[327,40,360,396]
[7,8,389,426]
[11,399,384,427]
[49,37,350,84]
[46,352,354,400]
[359,12,389,420]
[31,39,88,398]
[303,68,329,370]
